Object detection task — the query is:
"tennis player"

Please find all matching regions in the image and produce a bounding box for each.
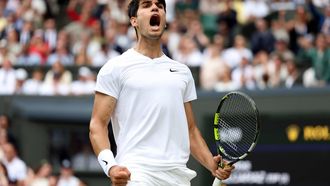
[89,0,234,185]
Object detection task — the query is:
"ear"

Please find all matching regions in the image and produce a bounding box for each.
[130,17,138,27]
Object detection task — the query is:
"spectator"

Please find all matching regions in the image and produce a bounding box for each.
[40,61,72,96]
[253,50,272,89]
[0,162,9,186]
[216,0,238,47]
[214,64,239,92]
[222,34,253,69]
[285,59,303,88]
[72,143,99,172]
[200,35,227,90]
[303,33,330,86]
[43,18,58,52]
[90,42,108,67]
[286,4,319,53]
[268,54,288,88]
[2,142,27,186]
[14,68,28,94]
[104,28,122,56]
[22,68,44,95]
[320,5,330,35]
[0,58,16,95]
[47,39,74,66]
[242,0,269,23]
[0,39,15,66]
[19,21,33,46]
[28,160,54,186]
[6,28,22,64]
[231,57,256,90]
[186,19,210,52]
[0,128,8,161]
[57,159,82,186]
[0,114,16,146]
[270,38,295,62]
[172,35,204,67]
[251,18,276,54]
[167,20,182,57]
[28,29,50,65]
[70,66,95,96]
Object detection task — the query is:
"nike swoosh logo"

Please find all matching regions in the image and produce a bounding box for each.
[102,160,108,166]
[169,68,178,72]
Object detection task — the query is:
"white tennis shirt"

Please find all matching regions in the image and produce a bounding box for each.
[95,48,197,170]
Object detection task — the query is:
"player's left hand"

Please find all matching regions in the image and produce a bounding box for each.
[212,155,235,180]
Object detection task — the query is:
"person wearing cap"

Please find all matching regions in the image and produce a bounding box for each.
[14,68,28,94]
[70,66,95,96]
[57,159,83,186]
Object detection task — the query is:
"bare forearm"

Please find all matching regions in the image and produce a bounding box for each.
[89,119,111,155]
[190,125,215,172]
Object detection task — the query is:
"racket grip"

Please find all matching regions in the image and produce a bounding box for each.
[212,178,222,186]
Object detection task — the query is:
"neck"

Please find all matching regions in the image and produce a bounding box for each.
[134,38,163,59]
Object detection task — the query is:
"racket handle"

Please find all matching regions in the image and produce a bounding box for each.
[212,178,222,186]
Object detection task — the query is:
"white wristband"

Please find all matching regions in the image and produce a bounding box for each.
[97,149,118,177]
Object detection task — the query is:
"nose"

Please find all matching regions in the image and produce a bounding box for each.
[151,3,159,12]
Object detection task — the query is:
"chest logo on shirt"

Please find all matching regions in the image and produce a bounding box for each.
[169,68,178,72]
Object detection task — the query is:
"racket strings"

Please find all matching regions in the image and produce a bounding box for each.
[217,94,258,160]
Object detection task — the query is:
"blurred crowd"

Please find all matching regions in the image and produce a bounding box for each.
[0,0,330,95]
[0,0,329,185]
[0,114,94,186]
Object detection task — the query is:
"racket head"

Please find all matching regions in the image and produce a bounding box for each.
[214,91,260,165]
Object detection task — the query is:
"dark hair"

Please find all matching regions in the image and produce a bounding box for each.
[128,0,166,40]
[128,0,167,19]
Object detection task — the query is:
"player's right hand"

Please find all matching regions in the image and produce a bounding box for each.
[109,165,131,186]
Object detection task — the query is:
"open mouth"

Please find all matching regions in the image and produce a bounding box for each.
[150,14,160,27]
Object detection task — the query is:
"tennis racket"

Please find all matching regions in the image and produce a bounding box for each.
[212,91,260,186]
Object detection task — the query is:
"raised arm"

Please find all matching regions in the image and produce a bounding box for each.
[184,101,233,180]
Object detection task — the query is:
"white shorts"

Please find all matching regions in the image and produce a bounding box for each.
[127,167,197,186]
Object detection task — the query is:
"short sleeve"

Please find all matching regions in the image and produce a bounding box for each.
[95,64,120,99]
[183,68,197,102]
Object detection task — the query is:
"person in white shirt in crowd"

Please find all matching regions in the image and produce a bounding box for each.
[200,35,227,90]
[57,159,83,186]
[40,60,72,96]
[2,142,27,186]
[242,0,269,23]
[268,54,288,88]
[214,64,240,92]
[222,34,253,69]
[166,19,182,56]
[0,58,16,95]
[231,57,256,90]
[71,66,95,96]
[172,34,204,67]
[14,68,28,94]
[253,50,272,90]
[22,68,44,95]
